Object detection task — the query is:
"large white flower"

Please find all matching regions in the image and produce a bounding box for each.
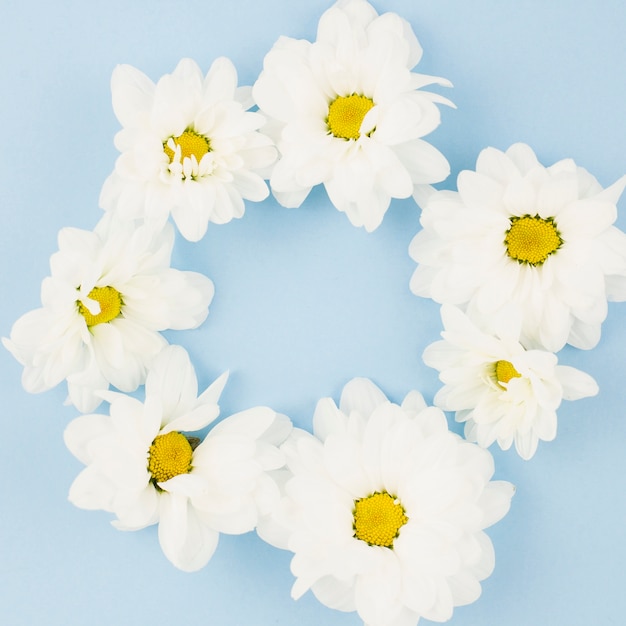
[423,305,599,460]
[64,345,292,572]
[258,378,513,626]
[2,214,213,412]
[252,0,452,232]
[409,142,626,352]
[100,57,277,242]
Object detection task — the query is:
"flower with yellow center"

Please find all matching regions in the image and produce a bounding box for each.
[258,378,514,626]
[100,57,277,241]
[253,0,453,232]
[65,345,292,572]
[411,142,626,352]
[423,305,599,460]
[3,213,214,412]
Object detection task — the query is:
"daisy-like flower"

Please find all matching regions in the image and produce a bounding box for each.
[252,0,452,232]
[258,378,513,626]
[409,142,626,352]
[100,57,277,242]
[2,214,213,412]
[423,305,599,460]
[64,345,292,572]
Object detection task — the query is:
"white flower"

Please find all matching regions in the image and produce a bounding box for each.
[100,57,277,242]
[64,345,292,572]
[2,214,213,412]
[423,305,599,460]
[258,378,513,626]
[409,142,626,352]
[252,0,452,232]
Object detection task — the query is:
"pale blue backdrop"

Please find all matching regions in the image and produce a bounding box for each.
[1,1,625,625]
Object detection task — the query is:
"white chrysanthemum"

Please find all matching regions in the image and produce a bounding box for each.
[100,57,277,242]
[64,345,292,572]
[258,378,513,626]
[2,214,213,412]
[252,0,452,232]
[423,306,599,460]
[410,142,626,352]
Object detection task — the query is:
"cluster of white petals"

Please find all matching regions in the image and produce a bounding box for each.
[253,0,452,232]
[259,378,513,626]
[410,143,626,352]
[100,57,277,241]
[2,214,213,412]
[65,346,292,572]
[423,306,599,459]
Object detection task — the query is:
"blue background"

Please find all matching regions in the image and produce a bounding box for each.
[1,1,625,624]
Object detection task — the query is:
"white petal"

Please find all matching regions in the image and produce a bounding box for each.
[161,404,221,435]
[232,170,270,202]
[208,406,277,440]
[68,465,117,512]
[202,56,238,104]
[555,365,599,400]
[394,139,450,185]
[171,182,211,242]
[475,146,520,185]
[145,345,199,420]
[400,390,428,418]
[158,492,219,571]
[64,414,112,464]
[92,319,165,392]
[597,173,626,204]
[514,430,539,460]
[476,481,515,527]
[160,472,208,499]
[311,575,356,612]
[557,199,617,237]
[66,351,112,411]
[339,378,389,419]
[353,549,403,626]
[323,433,371,497]
[261,413,293,449]
[197,370,229,406]
[505,142,541,173]
[111,63,155,129]
[313,397,347,441]
[113,485,159,530]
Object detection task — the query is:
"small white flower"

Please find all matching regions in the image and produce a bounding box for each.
[253,0,452,232]
[410,142,626,352]
[258,378,513,626]
[64,345,292,572]
[100,57,277,241]
[423,305,599,460]
[3,214,213,412]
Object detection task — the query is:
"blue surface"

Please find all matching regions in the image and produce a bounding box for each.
[1,1,625,624]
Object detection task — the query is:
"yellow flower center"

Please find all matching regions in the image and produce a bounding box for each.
[353,491,408,548]
[494,360,522,387]
[77,286,123,327]
[147,432,193,484]
[327,94,375,140]
[163,128,211,163]
[504,215,562,266]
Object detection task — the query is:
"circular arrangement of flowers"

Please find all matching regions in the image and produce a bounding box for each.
[4,1,626,625]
